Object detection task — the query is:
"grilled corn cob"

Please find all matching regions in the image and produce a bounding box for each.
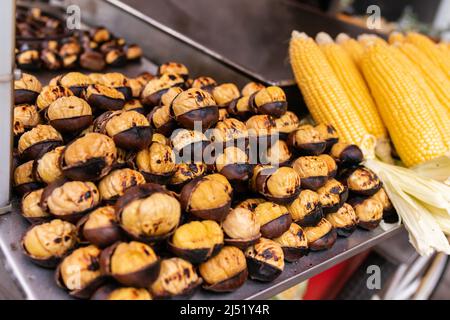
[336,33,365,65]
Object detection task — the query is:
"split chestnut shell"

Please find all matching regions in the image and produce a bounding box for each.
[245,238,284,282]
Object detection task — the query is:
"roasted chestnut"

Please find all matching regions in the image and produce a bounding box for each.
[273,223,308,262]
[245,114,279,146]
[212,83,240,107]
[18,124,63,160]
[98,168,146,202]
[264,139,291,166]
[180,173,232,221]
[348,197,383,230]
[136,142,176,184]
[47,96,92,133]
[141,73,185,106]
[105,49,127,67]
[126,44,143,61]
[33,146,65,184]
[13,104,41,134]
[14,160,42,194]
[251,165,301,204]
[115,183,181,242]
[101,72,132,100]
[341,166,382,196]
[292,156,328,190]
[316,124,339,152]
[254,201,292,239]
[148,105,177,137]
[245,238,284,282]
[331,142,364,167]
[191,76,217,93]
[199,246,247,292]
[215,146,252,187]
[39,179,99,222]
[274,111,300,138]
[100,241,160,288]
[85,84,125,111]
[303,218,337,251]
[41,49,63,70]
[288,125,326,156]
[170,129,209,161]
[16,46,40,70]
[56,72,92,96]
[171,88,219,131]
[151,257,202,299]
[61,132,117,181]
[21,219,77,268]
[317,179,348,213]
[241,82,265,97]
[20,188,51,223]
[91,27,111,43]
[235,198,266,212]
[79,50,105,71]
[169,162,207,191]
[56,245,104,298]
[326,203,359,237]
[318,154,337,178]
[223,207,261,249]
[169,220,224,264]
[123,99,145,114]
[372,188,397,223]
[77,206,122,248]
[158,62,189,80]
[227,95,253,119]
[249,86,287,118]
[210,118,248,146]
[288,190,323,227]
[36,85,74,112]
[160,86,183,106]
[91,285,152,300]
[14,73,42,104]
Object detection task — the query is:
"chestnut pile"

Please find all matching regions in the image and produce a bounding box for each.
[16,7,142,71]
[13,63,396,300]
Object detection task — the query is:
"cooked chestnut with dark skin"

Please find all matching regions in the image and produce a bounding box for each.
[349,197,383,230]
[249,86,287,118]
[210,118,248,146]
[125,44,143,61]
[191,76,217,93]
[228,95,253,119]
[41,180,100,222]
[158,62,189,80]
[16,46,40,70]
[341,166,382,196]
[61,132,117,181]
[246,114,279,146]
[56,72,93,96]
[170,129,209,161]
[180,173,233,222]
[235,198,266,212]
[372,188,398,223]
[318,154,338,178]
[18,124,63,160]
[98,168,146,202]
[41,49,63,70]
[171,88,219,131]
[14,104,41,133]
[151,257,201,298]
[115,183,181,242]
[136,142,176,184]
[245,238,284,282]
[241,82,265,97]
[215,147,252,187]
[223,207,261,249]
[169,220,224,264]
[317,178,348,213]
[141,72,185,106]
[326,203,359,237]
[21,188,51,223]
[56,245,104,298]
[316,124,339,152]
[100,241,160,288]
[169,162,206,191]
[251,165,301,204]
[212,83,240,107]
[14,160,42,195]
[33,146,65,184]
[264,139,292,166]
[14,73,42,104]
[273,223,308,262]
[331,142,364,167]
[123,99,145,114]
[199,246,247,292]
[47,96,93,133]
[79,50,106,72]
[274,111,300,138]
[254,201,292,239]
[105,49,127,67]
[101,72,133,100]
[36,85,74,112]
[303,218,337,251]
[288,190,323,227]
[85,84,125,111]
[292,156,328,190]
[91,285,152,300]
[288,125,326,156]
[91,27,111,43]
[22,219,76,268]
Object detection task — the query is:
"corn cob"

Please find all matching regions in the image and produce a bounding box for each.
[361,44,449,167]
[437,43,450,55]
[358,34,388,47]
[405,32,450,80]
[336,33,365,65]
[315,32,392,162]
[289,31,369,145]
[394,42,450,113]
[388,32,405,44]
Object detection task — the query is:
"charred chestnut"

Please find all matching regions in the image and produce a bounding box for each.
[326,203,359,237]
[33,146,65,184]
[212,83,240,107]
[235,198,266,212]
[56,245,104,298]
[13,104,41,133]
[36,85,74,112]
[349,197,383,230]
[288,190,323,227]
[245,238,284,282]
[47,96,92,133]
[303,218,337,251]
[151,257,201,299]
[292,156,328,190]
[85,84,125,111]
[115,183,181,242]
[141,73,185,106]
[123,99,145,114]
[254,201,292,239]
[79,50,105,71]
[316,124,339,152]
[273,223,308,262]
[171,88,219,131]
[180,174,232,221]
[331,142,364,167]
[100,241,160,288]
[14,160,41,194]
[170,129,209,161]
[98,168,146,202]
[136,142,176,184]
[18,124,63,160]
[22,219,77,268]
[341,166,382,196]
[20,189,51,223]
[148,104,177,136]
[91,27,111,43]
[191,76,217,93]
[199,246,247,292]
[57,72,92,96]
[223,207,261,249]
[125,44,143,61]
[215,147,252,187]
[14,73,42,104]
[61,132,117,181]
[318,154,337,178]
[169,162,206,191]
[101,73,132,100]
[245,114,279,146]
[372,188,397,223]
[227,95,253,119]
[251,165,301,204]
[265,139,291,166]
[158,62,189,80]
[105,49,127,67]
[91,285,152,300]
[41,49,63,70]
[288,125,326,156]
[317,179,348,213]
[210,118,248,146]
[241,82,265,97]
[16,47,40,70]
[274,111,300,138]
[249,86,287,118]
